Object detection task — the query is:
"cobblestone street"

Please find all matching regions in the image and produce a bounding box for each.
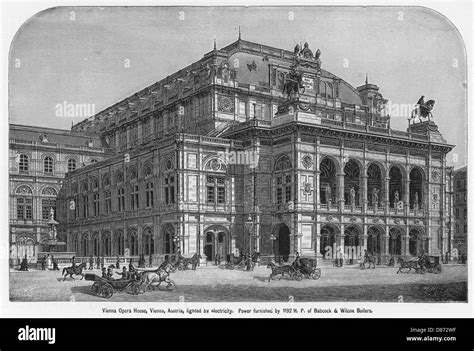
[9,263,467,302]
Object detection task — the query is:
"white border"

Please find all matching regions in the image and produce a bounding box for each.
[1,0,472,319]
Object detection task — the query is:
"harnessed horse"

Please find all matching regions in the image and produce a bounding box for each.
[362,255,377,269]
[62,262,87,281]
[138,261,176,291]
[178,253,202,271]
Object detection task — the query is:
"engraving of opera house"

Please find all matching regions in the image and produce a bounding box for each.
[57,37,455,264]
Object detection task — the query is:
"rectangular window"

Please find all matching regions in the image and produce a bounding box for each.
[285,185,292,203]
[146,182,154,207]
[93,193,100,216]
[82,195,89,217]
[105,191,111,214]
[130,185,139,210]
[164,175,175,204]
[276,188,283,204]
[207,186,215,204]
[118,187,125,212]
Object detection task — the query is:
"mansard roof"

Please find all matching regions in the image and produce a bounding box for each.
[72,38,366,131]
[9,123,106,149]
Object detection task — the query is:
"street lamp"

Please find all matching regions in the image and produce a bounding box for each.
[269,234,277,261]
[244,214,254,271]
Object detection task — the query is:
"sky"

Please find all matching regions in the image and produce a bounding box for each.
[8,6,467,167]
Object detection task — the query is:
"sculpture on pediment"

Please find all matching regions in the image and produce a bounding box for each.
[283,67,304,99]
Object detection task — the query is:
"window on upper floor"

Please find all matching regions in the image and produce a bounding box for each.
[19,154,29,173]
[206,176,226,205]
[68,158,77,172]
[164,175,175,205]
[17,197,33,220]
[104,191,111,215]
[145,181,154,208]
[117,187,125,212]
[93,193,100,216]
[130,184,139,210]
[44,156,53,174]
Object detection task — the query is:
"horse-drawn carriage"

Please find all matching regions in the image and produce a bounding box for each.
[267,256,321,281]
[225,252,260,271]
[85,273,141,299]
[176,253,201,271]
[397,255,442,274]
[292,257,321,280]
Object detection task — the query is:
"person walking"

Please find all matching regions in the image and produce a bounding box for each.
[100,256,105,270]
[89,255,94,270]
[41,254,47,270]
[96,256,101,269]
[51,255,59,271]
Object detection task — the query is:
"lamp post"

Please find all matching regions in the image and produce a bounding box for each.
[270,234,276,261]
[244,214,254,271]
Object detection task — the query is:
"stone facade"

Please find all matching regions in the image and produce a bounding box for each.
[57,38,455,264]
[9,124,109,265]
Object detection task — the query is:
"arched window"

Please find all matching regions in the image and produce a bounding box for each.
[116,231,125,256]
[19,154,29,173]
[344,160,361,206]
[68,158,77,172]
[409,167,424,210]
[163,225,176,255]
[82,235,89,256]
[44,156,53,174]
[129,230,138,256]
[143,228,154,256]
[102,232,111,256]
[327,83,334,99]
[319,81,326,98]
[319,157,337,205]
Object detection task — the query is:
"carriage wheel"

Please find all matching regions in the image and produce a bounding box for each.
[101,284,114,299]
[130,282,141,295]
[434,264,442,274]
[311,268,321,280]
[91,282,101,296]
[294,272,303,281]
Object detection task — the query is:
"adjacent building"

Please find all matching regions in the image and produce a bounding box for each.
[453,165,467,258]
[9,124,110,265]
[56,38,456,265]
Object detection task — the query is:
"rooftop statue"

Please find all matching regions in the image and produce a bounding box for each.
[409,95,435,124]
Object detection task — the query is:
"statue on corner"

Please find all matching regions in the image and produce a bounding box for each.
[409,95,435,124]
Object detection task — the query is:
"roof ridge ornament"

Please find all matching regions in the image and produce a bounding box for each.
[293,42,321,71]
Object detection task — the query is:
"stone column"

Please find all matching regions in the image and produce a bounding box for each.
[337,172,345,209]
[405,179,411,213]
[361,175,368,212]
[384,177,390,212]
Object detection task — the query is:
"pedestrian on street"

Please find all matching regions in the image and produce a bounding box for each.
[96,256,101,269]
[89,255,94,270]
[51,255,59,271]
[41,254,47,270]
[100,256,105,269]
[115,255,120,269]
